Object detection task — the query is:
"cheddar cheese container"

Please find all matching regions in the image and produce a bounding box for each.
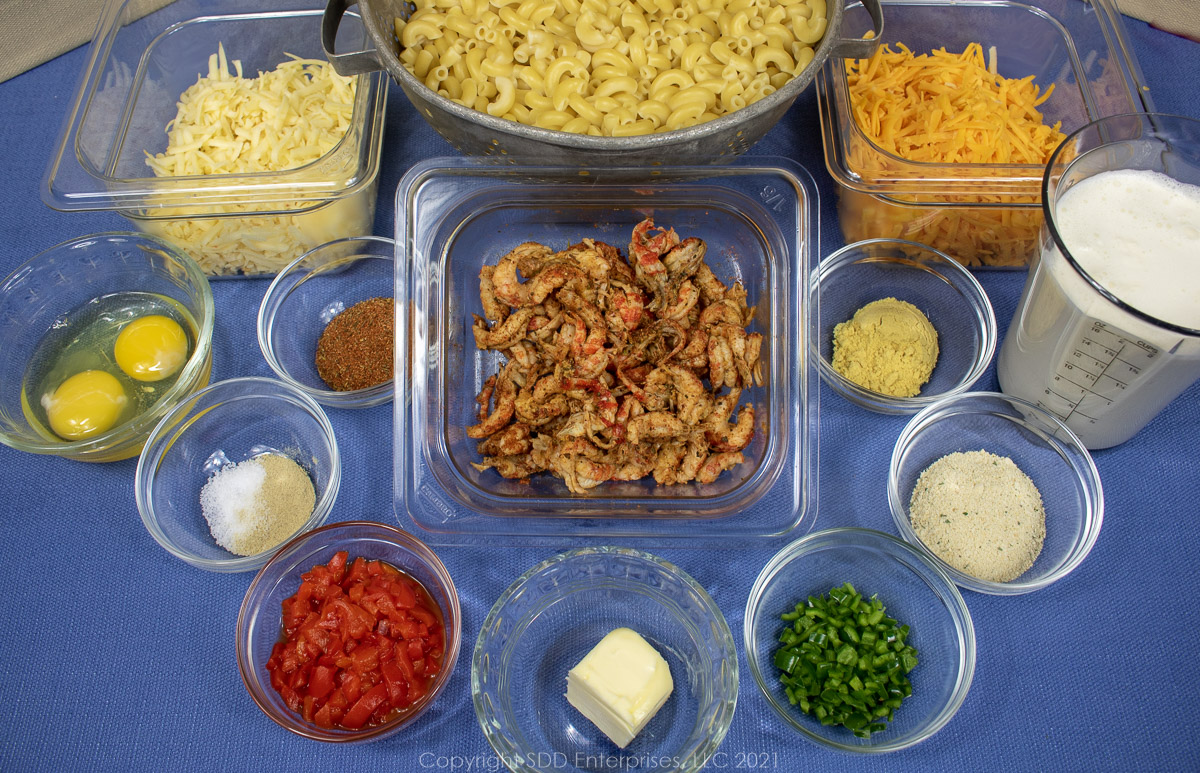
[42,0,387,277]
[816,0,1152,268]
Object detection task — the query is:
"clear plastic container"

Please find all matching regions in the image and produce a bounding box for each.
[816,0,1154,268]
[393,157,819,544]
[42,0,387,277]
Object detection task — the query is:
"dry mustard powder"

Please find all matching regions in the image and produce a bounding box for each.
[832,298,939,397]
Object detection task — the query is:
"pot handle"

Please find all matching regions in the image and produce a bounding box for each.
[322,0,385,76]
[832,0,885,60]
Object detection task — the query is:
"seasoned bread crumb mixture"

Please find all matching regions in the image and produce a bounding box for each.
[908,449,1046,582]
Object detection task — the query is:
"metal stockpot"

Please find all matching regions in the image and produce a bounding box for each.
[323,0,882,164]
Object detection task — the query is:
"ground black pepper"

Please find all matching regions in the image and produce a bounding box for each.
[315,296,394,391]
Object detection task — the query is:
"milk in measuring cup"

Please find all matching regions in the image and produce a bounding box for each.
[998,169,1200,449]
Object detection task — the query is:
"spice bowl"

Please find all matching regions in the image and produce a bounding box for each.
[0,232,214,462]
[135,376,340,572]
[237,520,461,742]
[258,236,395,409]
[888,392,1104,594]
[472,546,738,772]
[813,239,997,414]
[745,528,975,753]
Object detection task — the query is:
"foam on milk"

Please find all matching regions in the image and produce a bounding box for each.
[1055,169,1200,330]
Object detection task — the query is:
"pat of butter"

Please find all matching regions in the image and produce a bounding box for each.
[565,627,674,749]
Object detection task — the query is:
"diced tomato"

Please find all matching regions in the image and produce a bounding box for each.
[342,684,389,730]
[326,551,348,579]
[410,604,436,628]
[346,556,369,584]
[264,555,446,732]
[308,665,336,700]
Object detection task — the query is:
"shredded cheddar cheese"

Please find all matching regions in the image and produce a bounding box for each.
[142,45,368,275]
[842,43,1066,267]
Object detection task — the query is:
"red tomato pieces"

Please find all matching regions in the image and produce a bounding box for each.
[265,551,445,730]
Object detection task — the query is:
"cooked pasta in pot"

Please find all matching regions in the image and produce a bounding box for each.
[394,0,828,136]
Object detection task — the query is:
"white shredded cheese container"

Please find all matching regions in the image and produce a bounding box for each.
[43,0,388,277]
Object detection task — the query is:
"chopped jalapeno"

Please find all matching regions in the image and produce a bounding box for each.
[772,582,918,739]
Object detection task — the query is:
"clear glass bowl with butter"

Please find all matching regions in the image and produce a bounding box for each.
[813,239,997,414]
[471,547,738,773]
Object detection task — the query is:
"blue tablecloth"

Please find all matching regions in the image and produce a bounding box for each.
[2,8,1198,772]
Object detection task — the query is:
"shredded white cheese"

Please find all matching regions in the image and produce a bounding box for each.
[908,449,1046,582]
[142,44,366,275]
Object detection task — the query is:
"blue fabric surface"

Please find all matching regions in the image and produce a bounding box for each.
[1,7,1198,773]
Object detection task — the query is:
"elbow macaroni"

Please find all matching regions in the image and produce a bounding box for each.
[393,0,827,136]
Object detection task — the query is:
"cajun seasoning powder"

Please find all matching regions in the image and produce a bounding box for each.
[315,296,394,391]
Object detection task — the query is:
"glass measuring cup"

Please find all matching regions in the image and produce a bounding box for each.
[997,113,1200,449]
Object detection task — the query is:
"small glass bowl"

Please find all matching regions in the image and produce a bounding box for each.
[258,236,394,408]
[813,238,997,414]
[745,528,975,754]
[135,376,340,572]
[472,546,738,773]
[888,391,1104,595]
[237,521,461,742]
[0,232,214,462]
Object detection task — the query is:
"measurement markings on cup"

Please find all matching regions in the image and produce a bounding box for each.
[1041,321,1161,424]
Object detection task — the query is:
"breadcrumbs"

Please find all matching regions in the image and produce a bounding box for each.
[908,449,1045,582]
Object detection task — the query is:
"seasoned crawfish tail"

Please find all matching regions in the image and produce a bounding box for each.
[643,364,710,425]
[706,403,756,453]
[659,279,701,321]
[629,217,679,309]
[661,236,707,280]
[467,363,517,438]
[473,307,536,350]
[669,433,707,484]
[478,265,509,324]
[471,453,544,480]
[475,374,496,423]
[653,441,688,485]
[491,242,554,307]
[693,263,729,306]
[696,451,744,484]
[626,411,686,445]
[477,422,533,456]
[605,287,647,335]
[561,238,636,285]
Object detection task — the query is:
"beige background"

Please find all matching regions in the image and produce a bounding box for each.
[0,0,1196,85]
[1119,0,1200,39]
[0,0,172,83]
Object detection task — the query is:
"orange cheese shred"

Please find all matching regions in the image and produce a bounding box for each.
[840,42,1067,266]
[846,42,1064,165]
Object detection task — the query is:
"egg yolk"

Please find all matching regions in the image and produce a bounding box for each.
[42,369,128,441]
[114,315,189,382]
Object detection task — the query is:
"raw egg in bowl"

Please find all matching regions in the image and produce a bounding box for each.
[0,232,214,462]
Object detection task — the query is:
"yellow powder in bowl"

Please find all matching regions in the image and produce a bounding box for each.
[832,298,939,397]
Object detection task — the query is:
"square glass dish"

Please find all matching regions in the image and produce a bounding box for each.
[393,158,819,544]
[817,0,1154,268]
[42,0,387,277]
